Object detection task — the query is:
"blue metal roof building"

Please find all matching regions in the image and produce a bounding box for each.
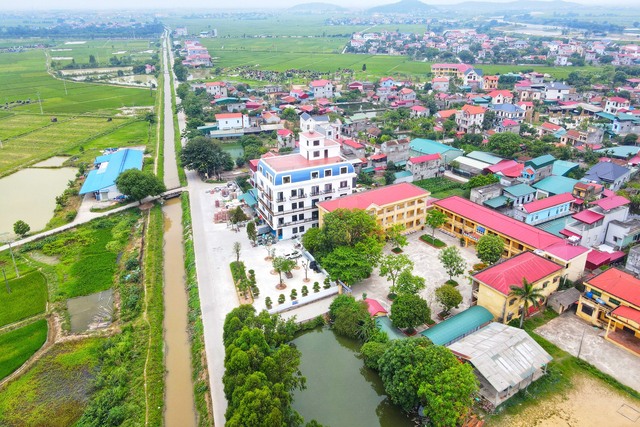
[420,306,494,346]
[409,138,462,164]
[533,176,578,196]
[80,149,144,200]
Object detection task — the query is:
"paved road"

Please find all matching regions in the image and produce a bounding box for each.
[162,32,180,190]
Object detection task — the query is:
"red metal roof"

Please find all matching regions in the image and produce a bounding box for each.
[523,193,575,213]
[310,79,331,87]
[434,196,563,250]
[544,241,589,261]
[277,129,293,136]
[485,159,518,174]
[541,122,562,132]
[590,195,630,210]
[461,104,486,115]
[216,113,242,119]
[341,139,364,149]
[364,298,388,317]
[318,183,428,212]
[587,268,640,307]
[611,306,640,325]
[559,228,581,238]
[572,209,604,224]
[409,153,441,164]
[473,252,563,295]
[370,153,387,161]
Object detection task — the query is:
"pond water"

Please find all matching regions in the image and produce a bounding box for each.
[292,328,414,427]
[32,156,70,168]
[0,167,77,237]
[221,142,244,160]
[66,289,113,333]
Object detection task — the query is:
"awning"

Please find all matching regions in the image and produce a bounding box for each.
[560,228,581,238]
[484,196,508,209]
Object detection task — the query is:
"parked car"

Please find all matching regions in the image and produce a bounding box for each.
[284,250,302,260]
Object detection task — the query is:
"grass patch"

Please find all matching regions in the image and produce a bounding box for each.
[0,271,48,327]
[143,204,165,426]
[0,336,101,426]
[414,177,463,194]
[171,71,187,187]
[182,193,214,425]
[430,188,468,199]
[420,234,446,248]
[0,319,48,380]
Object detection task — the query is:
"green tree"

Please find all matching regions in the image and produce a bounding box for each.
[390,294,431,332]
[233,241,241,262]
[379,254,414,289]
[394,270,426,295]
[246,220,257,244]
[329,295,370,339]
[487,132,521,157]
[272,256,295,285]
[181,137,233,178]
[229,206,249,229]
[482,109,496,130]
[465,173,499,190]
[383,169,396,185]
[509,278,545,328]
[361,341,388,370]
[438,246,466,280]
[115,169,166,204]
[476,234,504,265]
[323,244,379,285]
[425,209,448,238]
[418,363,478,427]
[435,284,463,314]
[385,223,408,250]
[623,133,638,146]
[13,220,30,237]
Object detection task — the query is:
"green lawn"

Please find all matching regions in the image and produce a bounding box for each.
[0,49,155,115]
[0,336,101,426]
[0,319,48,380]
[0,271,48,327]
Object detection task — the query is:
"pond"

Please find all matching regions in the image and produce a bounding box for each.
[66,289,113,333]
[32,156,70,168]
[221,142,244,160]
[292,328,414,427]
[0,167,77,238]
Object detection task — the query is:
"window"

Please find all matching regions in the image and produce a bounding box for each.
[300,226,305,232]
[340,180,348,188]
[299,213,304,220]
[542,281,549,289]
[292,215,298,221]
[291,202,297,210]
[311,171,319,179]
[609,298,620,306]
[509,298,517,306]
[293,227,298,234]
[313,151,320,158]
[313,140,320,146]
[580,304,594,316]
[282,176,291,184]
[299,201,304,208]
[591,290,602,297]
[325,169,332,177]
[291,189,297,197]
[340,166,348,174]
[278,205,284,212]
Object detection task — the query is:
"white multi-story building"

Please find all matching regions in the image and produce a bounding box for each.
[205,81,227,98]
[255,131,356,240]
[215,113,250,130]
[309,79,334,99]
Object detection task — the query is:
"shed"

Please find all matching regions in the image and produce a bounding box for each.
[448,322,552,406]
[420,306,493,346]
[79,149,144,201]
[548,287,581,314]
[365,298,388,317]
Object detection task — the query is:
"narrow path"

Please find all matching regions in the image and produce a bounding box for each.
[162,33,180,190]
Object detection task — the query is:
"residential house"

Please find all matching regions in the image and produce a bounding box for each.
[339,138,366,158]
[561,195,630,248]
[552,160,580,177]
[205,81,227,97]
[79,149,144,201]
[317,183,429,234]
[215,113,250,131]
[448,323,553,407]
[456,105,486,134]
[398,88,416,102]
[516,101,535,122]
[453,156,492,177]
[487,90,514,105]
[559,127,605,147]
[605,218,640,250]
[503,183,536,206]
[611,113,640,136]
[576,268,640,356]
[490,103,525,122]
[533,176,579,197]
[431,63,474,80]
[604,97,631,115]
[483,75,499,91]
[472,251,564,323]
[381,138,411,165]
[583,161,631,190]
[513,193,575,225]
[309,79,334,99]
[409,138,463,164]
[463,68,484,89]
[431,196,589,280]
[254,131,356,240]
[470,183,504,206]
[538,122,564,138]
[544,82,573,101]
[406,153,442,180]
[432,77,450,92]
[410,105,429,118]
[496,119,520,134]
[524,154,556,183]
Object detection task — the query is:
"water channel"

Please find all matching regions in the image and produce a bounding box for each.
[0,167,77,237]
[162,198,196,426]
[292,328,413,427]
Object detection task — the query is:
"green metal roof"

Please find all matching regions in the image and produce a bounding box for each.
[410,138,462,155]
[238,189,258,208]
[375,316,405,340]
[503,183,536,197]
[394,170,413,179]
[362,166,375,173]
[484,196,508,208]
[533,176,578,196]
[526,154,556,169]
[552,160,579,177]
[596,112,617,121]
[595,146,640,158]
[420,306,493,346]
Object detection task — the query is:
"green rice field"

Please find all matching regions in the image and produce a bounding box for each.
[0,271,48,328]
[0,320,48,381]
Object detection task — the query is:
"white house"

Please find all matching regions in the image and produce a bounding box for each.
[604,97,631,115]
[456,105,486,134]
[254,131,356,240]
[205,81,227,98]
[215,113,250,131]
[544,82,572,101]
[432,77,450,92]
[309,79,334,99]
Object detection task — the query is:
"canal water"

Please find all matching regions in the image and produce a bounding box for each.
[162,199,197,426]
[0,167,77,237]
[292,328,413,427]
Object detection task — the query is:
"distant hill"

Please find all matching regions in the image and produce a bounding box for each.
[443,0,583,12]
[368,0,435,14]
[287,2,347,12]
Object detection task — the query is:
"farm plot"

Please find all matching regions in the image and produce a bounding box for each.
[0,271,48,328]
[0,320,48,381]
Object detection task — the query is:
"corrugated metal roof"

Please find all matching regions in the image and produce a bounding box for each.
[375,316,405,340]
[79,149,144,195]
[467,151,503,165]
[420,306,493,346]
[448,323,552,393]
[484,196,508,208]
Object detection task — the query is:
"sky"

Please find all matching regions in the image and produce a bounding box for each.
[4,0,638,11]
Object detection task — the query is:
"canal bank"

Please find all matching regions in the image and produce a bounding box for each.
[162,198,197,426]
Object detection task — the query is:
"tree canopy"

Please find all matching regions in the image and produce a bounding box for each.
[13,220,30,237]
[438,246,466,280]
[115,169,166,204]
[425,209,448,238]
[435,284,463,314]
[487,132,521,157]
[379,254,414,289]
[181,137,233,178]
[390,294,431,331]
[328,295,370,339]
[476,234,505,265]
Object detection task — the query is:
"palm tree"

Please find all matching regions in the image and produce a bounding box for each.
[508,278,545,329]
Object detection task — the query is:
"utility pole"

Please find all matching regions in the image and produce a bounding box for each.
[37,92,43,115]
[2,267,9,293]
[8,241,19,278]
[63,79,68,95]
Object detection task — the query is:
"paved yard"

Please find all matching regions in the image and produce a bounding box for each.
[536,312,640,392]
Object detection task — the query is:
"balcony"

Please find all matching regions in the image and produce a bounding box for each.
[289,192,308,201]
[276,196,286,203]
